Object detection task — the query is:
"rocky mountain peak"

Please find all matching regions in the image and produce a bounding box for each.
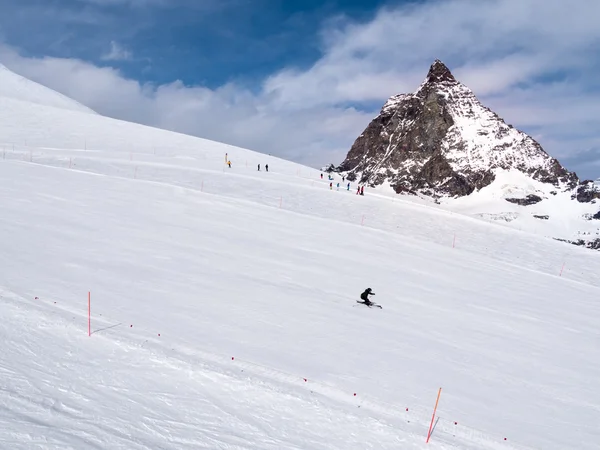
[425,59,456,84]
[338,59,579,199]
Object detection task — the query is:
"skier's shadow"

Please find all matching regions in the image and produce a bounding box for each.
[91,322,122,335]
[429,417,440,439]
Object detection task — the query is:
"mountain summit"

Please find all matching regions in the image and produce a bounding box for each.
[338,60,578,198]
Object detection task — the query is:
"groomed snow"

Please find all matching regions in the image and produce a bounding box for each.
[1,66,600,450]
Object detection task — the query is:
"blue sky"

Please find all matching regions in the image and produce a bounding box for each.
[0,0,599,179]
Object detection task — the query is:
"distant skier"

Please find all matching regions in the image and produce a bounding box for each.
[329,182,333,190]
[342,176,345,182]
[321,173,323,179]
[258,164,260,171]
[347,182,350,191]
[227,161,232,168]
[336,182,340,190]
[356,186,360,195]
[360,186,364,196]
[359,288,375,306]
[265,164,269,172]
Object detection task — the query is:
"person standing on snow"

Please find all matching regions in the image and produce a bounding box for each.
[360,186,364,196]
[329,182,333,190]
[360,288,375,306]
[321,173,323,179]
[227,160,232,168]
[258,164,260,171]
[347,182,350,191]
[265,164,269,172]
[336,182,340,190]
[356,186,360,195]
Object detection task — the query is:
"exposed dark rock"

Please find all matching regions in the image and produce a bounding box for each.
[533,215,549,220]
[505,195,543,206]
[554,237,600,251]
[594,211,600,220]
[573,180,600,203]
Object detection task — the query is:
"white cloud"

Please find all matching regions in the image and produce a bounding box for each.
[101,40,132,61]
[0,0,599,175]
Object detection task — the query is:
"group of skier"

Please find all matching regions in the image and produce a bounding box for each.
[321,173,365,196]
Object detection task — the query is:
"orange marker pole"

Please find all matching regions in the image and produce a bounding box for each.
[88,292,91,337]
[426,387,442,443]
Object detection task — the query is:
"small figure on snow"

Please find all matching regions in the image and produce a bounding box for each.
[347,182,350,191]
[329,182,333,190]
[336,182,340,191]
[227,161,232,168]
[265,164,269,172]
[356,186,360,195]
[258,164,261,171]
[360,186,364,196]
[359,288,375,306]
[321,173,323,179]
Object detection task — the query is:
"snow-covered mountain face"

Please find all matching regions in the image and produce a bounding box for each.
[338,59,600,250]
[339,60,582,197]
[0,63,95,114]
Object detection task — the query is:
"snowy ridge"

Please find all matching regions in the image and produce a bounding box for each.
[435,82,555,176]
[0,63,96,114]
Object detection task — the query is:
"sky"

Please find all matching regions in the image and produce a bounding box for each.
[0,0,599,179]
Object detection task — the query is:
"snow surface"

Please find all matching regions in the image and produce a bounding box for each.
[0,64,95,114]
[1,65,600,450]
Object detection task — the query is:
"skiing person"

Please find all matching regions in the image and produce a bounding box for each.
[320,173,323,179]
[356,186,360,195]
[359,288,375,306]
[265,164,269,172]
[360,186,364,196]
[336,182,340,190]
[347,182,350,191]
[258,164,260,171]
[329,182,333,190]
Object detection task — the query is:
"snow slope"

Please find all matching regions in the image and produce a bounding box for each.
[1,67,600,449]
[0,64,95,114]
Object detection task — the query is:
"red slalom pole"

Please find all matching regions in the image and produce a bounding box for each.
[88,291,91,337]
[426,387,442,443]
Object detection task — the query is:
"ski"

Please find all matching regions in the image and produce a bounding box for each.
[356,300,382,309]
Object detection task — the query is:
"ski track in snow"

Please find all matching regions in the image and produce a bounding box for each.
[1,77,600,449]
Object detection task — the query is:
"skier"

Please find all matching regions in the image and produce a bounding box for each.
[342,176,345,182]
[321,173,323,179]
[258,164,260,171]
[347,182,350,191]
[359,288,375,306]
[356,186,360,195]
[360,186,364,196]
[329,182,333,190]
[265,164,269,172]
[227,161,232,168]
[336,182,340,191]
